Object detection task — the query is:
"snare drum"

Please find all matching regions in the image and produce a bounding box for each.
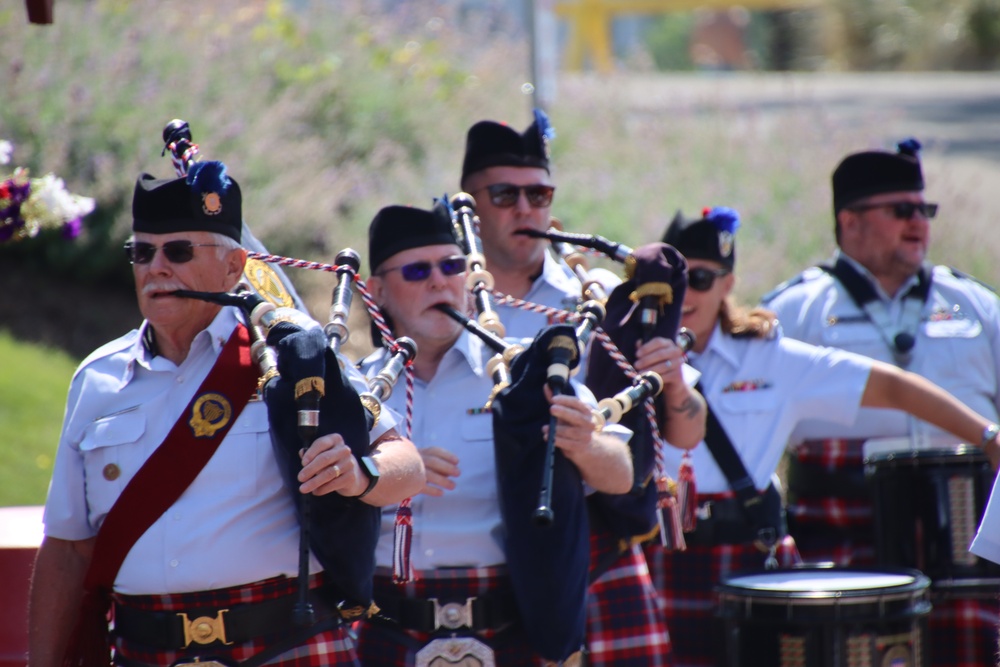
[716,567,930,667]
[864,446,1000,581]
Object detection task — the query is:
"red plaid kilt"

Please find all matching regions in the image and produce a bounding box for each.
[786,438,875,565]
[586,535,672,666]
[357,566,542,667]
[112,573,358,667]
[927,586,1000,667]
[643,537,801,667]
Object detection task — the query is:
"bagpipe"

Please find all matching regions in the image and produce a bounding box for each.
[161,120,417,620]
[438,194,663,661]
[518,226,695,551]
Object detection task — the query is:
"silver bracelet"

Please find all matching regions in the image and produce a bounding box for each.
[980,423,1000,449]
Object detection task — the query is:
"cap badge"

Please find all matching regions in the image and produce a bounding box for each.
[202,191,223,216]
[189,392,232,438]
[718,231,734,258]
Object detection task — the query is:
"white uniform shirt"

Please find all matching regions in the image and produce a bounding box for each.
[360,331,629,570]
[43,307,397,594]
[663,324,873,493]
[765,253,1000,445]
[497,251,589,338]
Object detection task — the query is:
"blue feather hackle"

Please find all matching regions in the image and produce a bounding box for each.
[186,160,230,194]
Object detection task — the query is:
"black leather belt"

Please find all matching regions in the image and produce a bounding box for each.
[374,593,520,633]
[683,497,782,547]
[114,590,337,650]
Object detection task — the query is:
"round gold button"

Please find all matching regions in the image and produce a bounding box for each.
[102,463,120,481]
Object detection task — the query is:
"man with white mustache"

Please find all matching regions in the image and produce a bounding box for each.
[28,161,425,667]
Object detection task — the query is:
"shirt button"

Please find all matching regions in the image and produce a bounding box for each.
[425,549,434,557]
[102,464,120,481]
[170,559,179,567]
[176,376,184,383]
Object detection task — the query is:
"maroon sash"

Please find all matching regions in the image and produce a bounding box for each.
[63,324,259,667]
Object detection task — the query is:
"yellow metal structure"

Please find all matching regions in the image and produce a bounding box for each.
[555,0,817,72]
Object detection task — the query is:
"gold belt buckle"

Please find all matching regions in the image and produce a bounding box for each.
[177,610,233,647]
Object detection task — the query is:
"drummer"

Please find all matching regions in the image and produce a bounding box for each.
[644,205,1000,667]
[761,138,1000,665]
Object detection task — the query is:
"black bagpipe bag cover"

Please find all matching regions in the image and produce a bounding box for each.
[491,323,589,661]
[584,242,688,539]
[263,322,379,608]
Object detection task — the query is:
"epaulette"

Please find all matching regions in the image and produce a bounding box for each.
[759,266,825,305]
[946,266,999,297]
[72,329,142,380]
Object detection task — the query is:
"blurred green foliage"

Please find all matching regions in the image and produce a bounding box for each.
[0,331,75,505]
[1,0,997,320]
[642,1,1000,72]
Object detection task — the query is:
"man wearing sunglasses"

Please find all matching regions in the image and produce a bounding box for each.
[460,114,706,666]
[29,162,424,667]
[763,139,1000,666]
[356,202,635,666]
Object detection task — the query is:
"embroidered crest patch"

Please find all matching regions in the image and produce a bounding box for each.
[189,392,232,437]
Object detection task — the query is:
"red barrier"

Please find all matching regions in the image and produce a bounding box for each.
[0,507,43,667]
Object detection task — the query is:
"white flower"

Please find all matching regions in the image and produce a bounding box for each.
[0,140,12,165]
[30,173,96,225]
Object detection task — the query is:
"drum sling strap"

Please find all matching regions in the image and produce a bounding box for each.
[697,383,781,566]
[820,259,933,368]
[62,324,260,667]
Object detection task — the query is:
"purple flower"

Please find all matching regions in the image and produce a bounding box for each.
[61,217,82,239]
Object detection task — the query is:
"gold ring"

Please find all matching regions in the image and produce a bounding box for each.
[332,464,341,478]
[665,360,673,370]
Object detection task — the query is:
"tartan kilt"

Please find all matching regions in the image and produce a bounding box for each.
[586,538,673,666]
[927,588,1000,667]
[112,573,358,667]
[643,537,801,667]
[357,567,542,667]
[786,438,875,566]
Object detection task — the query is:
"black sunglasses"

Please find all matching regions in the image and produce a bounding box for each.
[479,183,556,209]
[124,240,223,265]
[377,256,467,282]
[849,201,939,221]
[688,267,731,292]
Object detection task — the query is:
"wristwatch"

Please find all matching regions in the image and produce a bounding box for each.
[356,455,380,499]
[980,423,1000,450]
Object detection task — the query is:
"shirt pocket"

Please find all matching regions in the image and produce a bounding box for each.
[457,411,498,502]
[217,403,269,497]
[79,410,147,512]
[712,388,780,420]
[820,320,882,347]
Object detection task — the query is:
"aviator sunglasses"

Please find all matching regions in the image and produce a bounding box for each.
[124,240,223,265]
[688,267,732,292]
[849,201,939,221]
[479,183,556,209]
[377,256,467,282]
